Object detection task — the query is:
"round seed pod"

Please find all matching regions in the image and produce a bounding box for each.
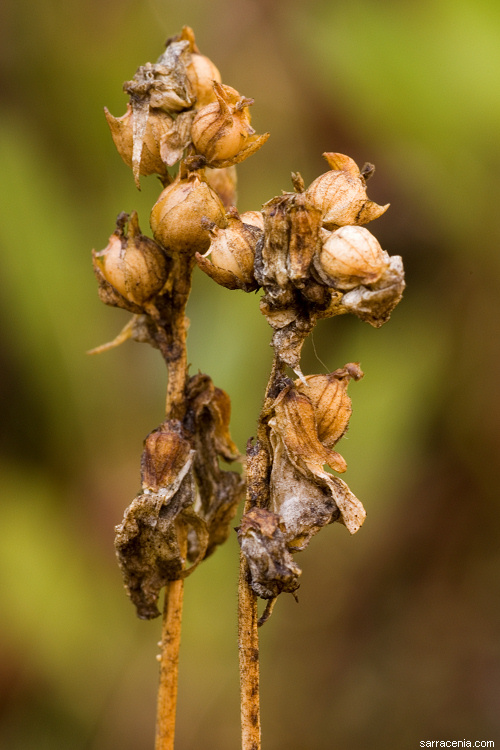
[150,171,226,254]
[317,226,389,290]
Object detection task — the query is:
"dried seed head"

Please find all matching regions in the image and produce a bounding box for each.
[93,211,168,309]
[195,209,260,289]
[191,81,269,167]
[150,166,226,254]
[317,225,390,290]
[306,152,389,229]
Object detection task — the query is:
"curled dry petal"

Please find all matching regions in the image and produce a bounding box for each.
[237,508,301,599]
[317,225,390,291]
[306,152,389,230]
[184,374,245,558]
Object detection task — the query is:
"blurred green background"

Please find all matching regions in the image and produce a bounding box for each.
[1,0,499,747]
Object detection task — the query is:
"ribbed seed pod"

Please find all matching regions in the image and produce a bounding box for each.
[239,210,265,232]
[317,225,389,290]
[306,152,389,229]
[174,26,222,108]
[93,212,168,307]
[150,168,226,254]
[191,82,269,168]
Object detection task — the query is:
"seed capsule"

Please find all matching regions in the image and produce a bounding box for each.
[205,165,238,209]
[191,82,269,167]
[317,225,389,290]
[93,212,168,308]
[150,165,226,254]
[105,104,174,183]
[197,209,260,289]
[239,210,265,232]
[174,26,223,107]
[306,152,389,229]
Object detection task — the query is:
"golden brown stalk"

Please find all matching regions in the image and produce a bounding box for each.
[155,536,187,750]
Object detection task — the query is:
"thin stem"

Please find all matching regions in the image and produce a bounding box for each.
[155,534,187,750]
[238,354,285,750]
[238,546,261,750]
[151,251,195,749]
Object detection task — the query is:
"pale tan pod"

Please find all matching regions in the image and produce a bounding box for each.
[205,215,259,284]
[94,213,168,305]
[318,226,389,290]
[306,152,389,229]
[187,53,222,107]
[150,174,226,254]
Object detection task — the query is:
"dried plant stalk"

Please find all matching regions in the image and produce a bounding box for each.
[155,536,187,750]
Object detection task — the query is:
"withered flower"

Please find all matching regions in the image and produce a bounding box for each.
[237,508,301,599]
[306,152,389,229]
[316,225,390,290]
[115,420,206,619]
[268,363,366,545]
[339,254,406,327]
[115,373,245,619]
[92,211,169,313]
[191,81,269,168]
[195,208,261,291]
[150,161,226,254]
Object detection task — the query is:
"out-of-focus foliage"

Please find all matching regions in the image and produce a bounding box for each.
[1,0,499,748]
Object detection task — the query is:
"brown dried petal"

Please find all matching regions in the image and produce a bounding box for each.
[237,508,301,599]
[184,374,245,558]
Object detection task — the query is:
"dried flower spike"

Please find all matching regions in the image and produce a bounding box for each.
[306,152,389,229]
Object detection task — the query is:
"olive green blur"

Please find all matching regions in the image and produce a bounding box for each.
[1,0,499,747]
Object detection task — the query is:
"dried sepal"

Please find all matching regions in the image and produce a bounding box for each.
[92,211,169,313]
[195,209,261,291]
[237,508,301,599]
[340,254,405,327]
[306,152,389,230]
[316,225,390,291]
[191,81,269,168]
[150,162,226,254]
